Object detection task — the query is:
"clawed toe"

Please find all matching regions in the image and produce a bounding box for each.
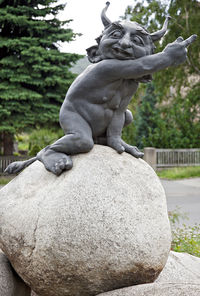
[57,159,66,170]
[53,157,73,176]
[65,158,73,170]
[121,141,144,159]
[129,147,144,158]
[134,151,144,158]
[38,148,73,176]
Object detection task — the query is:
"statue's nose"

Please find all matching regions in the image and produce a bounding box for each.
[118,33,132,48]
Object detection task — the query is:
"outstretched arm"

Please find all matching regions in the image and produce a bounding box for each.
[99,35,197,80]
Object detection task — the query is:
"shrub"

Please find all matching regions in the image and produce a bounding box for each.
[28,129,64,156]
[169,209,200,257]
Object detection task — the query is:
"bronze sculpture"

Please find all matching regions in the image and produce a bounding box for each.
[5,2,197,176]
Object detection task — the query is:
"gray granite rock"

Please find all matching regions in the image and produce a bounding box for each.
[97,283,200,296]
[97,251,200,296]
[0,145,171,296]
[156,251,200,284]
[0,251,31,296]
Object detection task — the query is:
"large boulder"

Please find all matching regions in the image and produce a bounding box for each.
[0,251,31,296]
[97,251,200,296]
[0,145,171,296]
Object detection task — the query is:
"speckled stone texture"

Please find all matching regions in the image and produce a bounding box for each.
[0,145,171,296]
[97,283,200,296]
[156,251,200,284]
[0,251,31,296]
[97,251,200,296]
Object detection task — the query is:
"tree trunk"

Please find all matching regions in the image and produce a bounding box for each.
[0,133,3,155]
[3,132,14,155]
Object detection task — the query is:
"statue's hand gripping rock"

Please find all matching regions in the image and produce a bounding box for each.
[5,2,197,176]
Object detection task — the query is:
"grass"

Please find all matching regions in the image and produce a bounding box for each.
[157,166,200,180]
[169,209,200,257]
[0,176,14,185]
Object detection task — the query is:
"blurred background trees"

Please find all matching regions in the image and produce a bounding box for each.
[123,0,200,149]
[0,0,81,155]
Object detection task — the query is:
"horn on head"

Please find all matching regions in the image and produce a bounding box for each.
[101,2,112,27]
[150,16,171,41]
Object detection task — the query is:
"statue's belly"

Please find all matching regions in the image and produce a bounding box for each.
[90,108,114,137]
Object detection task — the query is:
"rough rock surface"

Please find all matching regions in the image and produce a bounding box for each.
[156,251,200,283]
[97,251,200,296]
[97,283,200,296]
[0,251,31,296]
[0,145,171,296]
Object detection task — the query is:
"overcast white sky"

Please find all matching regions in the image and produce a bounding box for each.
[58,0,134,55]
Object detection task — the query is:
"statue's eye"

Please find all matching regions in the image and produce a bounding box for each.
[110,30,122,38]
[132,36,144,45]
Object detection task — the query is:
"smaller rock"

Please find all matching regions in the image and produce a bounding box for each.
[97,251,200,296]
[97,283,200,296]
[0,251,31,296]
[156,251,200,283]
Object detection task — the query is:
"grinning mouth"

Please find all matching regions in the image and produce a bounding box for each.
[112,47,134,59]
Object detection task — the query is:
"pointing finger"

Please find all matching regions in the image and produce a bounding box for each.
[182,34,197,47]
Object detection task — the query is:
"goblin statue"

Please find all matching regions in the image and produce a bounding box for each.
[5,2,196,176]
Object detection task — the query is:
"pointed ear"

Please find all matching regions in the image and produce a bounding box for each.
[86,45,102,63]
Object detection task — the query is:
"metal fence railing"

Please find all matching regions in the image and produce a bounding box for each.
[156,148,200,168]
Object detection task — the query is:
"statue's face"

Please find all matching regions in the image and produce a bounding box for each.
[98,21,153,60]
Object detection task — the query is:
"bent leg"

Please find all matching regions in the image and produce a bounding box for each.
[124,109,133,127]
[122,110,143,158]
[37,112,94,175]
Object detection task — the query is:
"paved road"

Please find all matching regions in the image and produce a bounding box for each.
[161,178,200,226]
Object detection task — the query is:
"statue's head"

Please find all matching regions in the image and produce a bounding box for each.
[87,2,170,63]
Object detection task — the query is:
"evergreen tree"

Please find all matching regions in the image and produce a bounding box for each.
[0,0,81,155]
[134,83,161,149]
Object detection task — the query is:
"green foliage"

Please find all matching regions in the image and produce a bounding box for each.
[122,93,138,145]
[0,176,14,185]
[133,82,162,148]
[169,209,200,257]
[28,128,64,155]
[125,0,200,149]
[0,0,81,152]
[122,123,136,146]
[157,166,200,179]
[15,133,29,151]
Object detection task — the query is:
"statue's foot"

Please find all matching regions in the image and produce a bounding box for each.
[37,147,73,176]
[4,157,37,174]
[5,161,28,174]
[121,141,144,158]
[107,137,143,158]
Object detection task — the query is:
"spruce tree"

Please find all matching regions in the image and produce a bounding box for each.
[0,0,80,155]
[134,83,162,149]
